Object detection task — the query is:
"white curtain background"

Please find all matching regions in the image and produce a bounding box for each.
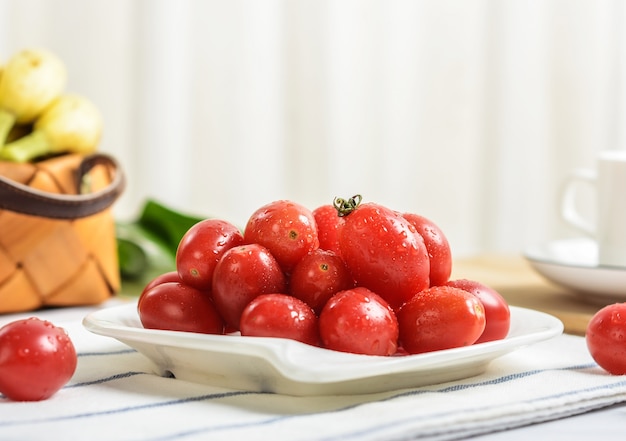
[1,0,624,257]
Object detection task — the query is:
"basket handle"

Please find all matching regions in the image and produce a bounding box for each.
[0,153,126,219]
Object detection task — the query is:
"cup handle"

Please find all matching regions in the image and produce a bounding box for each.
[561,168,596,236]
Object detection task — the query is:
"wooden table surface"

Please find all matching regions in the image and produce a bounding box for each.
[451,255,606,336]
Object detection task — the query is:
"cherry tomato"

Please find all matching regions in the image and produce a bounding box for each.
[176,218,244,290]
[138,282,224,334]
[319,287,399,356]
[446,279,510,343]
[397,285,486,354]
[313,204,344,256]
[288,249,355,314]
[212,244,287,330]
[240,293,320,346]
[0,318,77,401]
[141,271,182,297]
[336,197,430,311]
[243,200,319,273]
[403,213,452,287]
[586,303,626,375]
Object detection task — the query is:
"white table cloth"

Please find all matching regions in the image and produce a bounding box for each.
[1,299,626,441]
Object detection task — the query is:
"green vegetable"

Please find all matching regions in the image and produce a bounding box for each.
[116,200,206,296]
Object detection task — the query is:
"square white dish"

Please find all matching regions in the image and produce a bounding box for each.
[83,303,563,396]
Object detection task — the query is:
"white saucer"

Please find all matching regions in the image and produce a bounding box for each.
[524,238,626,303]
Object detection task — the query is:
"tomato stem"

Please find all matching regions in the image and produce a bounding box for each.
[333,194,362,217]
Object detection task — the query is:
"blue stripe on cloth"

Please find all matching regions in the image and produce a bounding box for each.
[131,363,612,441]
[134,375,626,441]
[0,389,263,427]
[108,378,626,441]
[319,379,626,441]
[77,349,137,357]
[66,371,146,388]
[0,361,614,441]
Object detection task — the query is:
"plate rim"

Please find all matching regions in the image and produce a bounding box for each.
[83,303,563,385]
[524,237,626,272]
[524,238,626,300]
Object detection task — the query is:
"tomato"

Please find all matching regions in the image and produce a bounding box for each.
[243,200,319,273]
[313,204,344,256]
[403,213,452,287]
[141,271,182,297]
[138,282,224,334]
[288,249,355,314]
[176,218,244,290]
[586,303,626,375]
[397,285,486,354]
[446,279,510,343]
[336,198,430,311]
[240,293,320,346]
[212,244,287,330]
[319,287,399,356]
[0,318,77,401]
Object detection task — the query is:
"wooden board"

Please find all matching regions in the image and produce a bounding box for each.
[451,255,606,336]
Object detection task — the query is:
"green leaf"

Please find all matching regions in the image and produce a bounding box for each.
[115,199,206,296]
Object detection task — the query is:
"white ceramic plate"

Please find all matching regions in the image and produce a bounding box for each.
[524,238,626,303]
[83,304,562,396]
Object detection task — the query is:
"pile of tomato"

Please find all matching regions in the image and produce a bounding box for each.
[3,196,626,404]
[138,195,512,356]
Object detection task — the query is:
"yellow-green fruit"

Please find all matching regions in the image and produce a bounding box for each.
[35,94,103,154]
[0,94,103,162]
[0,48,67,124]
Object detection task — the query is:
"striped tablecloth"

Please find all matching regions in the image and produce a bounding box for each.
[1,299,626,441]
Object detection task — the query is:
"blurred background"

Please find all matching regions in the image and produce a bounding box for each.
[1,0,624,258]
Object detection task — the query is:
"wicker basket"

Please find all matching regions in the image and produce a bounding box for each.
[0,153,125,313]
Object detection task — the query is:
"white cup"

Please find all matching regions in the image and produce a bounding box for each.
[561,149,626,267]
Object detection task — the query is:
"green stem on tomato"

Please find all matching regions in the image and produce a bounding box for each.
[333,194,363,217]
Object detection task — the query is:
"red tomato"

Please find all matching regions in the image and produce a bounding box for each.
[313,204,344,256]
[240,293,320,346]
[319,287,399,356]
[243,200,319,273]
[141,271,181,297]
[211,244,287,330]
[176,218,244,290]
[138,282,224,334]
[288,249,355,314]
[586,303,626,375]
[446,279,510,343]
[337,200,430,311]
[0,318,77,401]
[397,285,486,354]
[403,213,452,287]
